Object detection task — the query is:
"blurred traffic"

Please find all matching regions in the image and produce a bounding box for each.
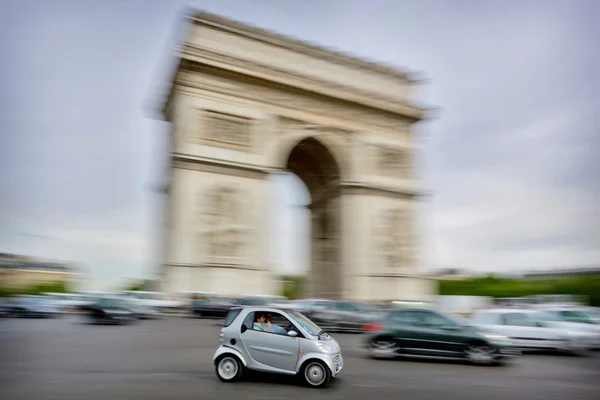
[2,291,599,356]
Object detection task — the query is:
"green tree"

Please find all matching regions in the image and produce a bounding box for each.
[281,275,306,299]
[438,275,600,306]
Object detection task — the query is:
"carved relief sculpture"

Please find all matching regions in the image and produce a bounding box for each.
[199,109,252,149]
[376,147,411,178]
[200,185,251,264]
[375,209,411,270]
[178,70,413,138]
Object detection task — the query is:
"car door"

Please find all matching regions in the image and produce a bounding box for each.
[414,310,466,356]
[500,312,555,349]
[240,311,299,372]
[386,310,428,353]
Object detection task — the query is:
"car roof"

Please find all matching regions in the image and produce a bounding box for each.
[478,308,540,314]
[385,307,437,313]
[230,305,297,314]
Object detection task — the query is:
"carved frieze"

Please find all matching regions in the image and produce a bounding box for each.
[369,145,411,178]
[375,209,411,270]
[198,109,253,149]
[177,71,411,138]
[278,117,352,142]
[200,185,252,264]
[379,146,410,177]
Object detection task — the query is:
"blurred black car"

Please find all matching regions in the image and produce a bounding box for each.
[4,296,59,318]
[0,299,9,318]
[86,298,137,325]
[127,302,162,320]
[191,298,235,318]
[362,308,518,364]
[232,297,268,306]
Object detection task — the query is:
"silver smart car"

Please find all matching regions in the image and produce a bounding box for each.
[212,306,344,388]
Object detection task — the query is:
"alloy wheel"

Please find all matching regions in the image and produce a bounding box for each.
[304,362,328,387]
[217,357,239,381]
[370,340,399,358]
[465,345,496,364]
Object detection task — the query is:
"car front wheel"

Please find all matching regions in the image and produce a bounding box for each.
[369,338,400,359]
[301,360,331,388]
[464,343,497,365]
[216,355,243,382]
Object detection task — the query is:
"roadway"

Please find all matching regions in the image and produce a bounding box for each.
[1,315,599,400]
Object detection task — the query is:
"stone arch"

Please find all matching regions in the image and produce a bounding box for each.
[270,127,350,183]
[276,135,344,299]
[160,11,432,301]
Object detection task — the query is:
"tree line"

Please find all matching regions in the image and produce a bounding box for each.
[438,275,600,306]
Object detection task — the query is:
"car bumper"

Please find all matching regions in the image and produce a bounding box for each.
[332,353,343,376]
[496,347,521,356]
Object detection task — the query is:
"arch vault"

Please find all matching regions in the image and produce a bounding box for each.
[159,11,436,301]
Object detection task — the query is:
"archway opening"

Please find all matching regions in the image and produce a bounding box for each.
[270,137,342,300]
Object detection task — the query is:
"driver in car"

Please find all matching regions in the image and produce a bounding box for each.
[253,313,271,331]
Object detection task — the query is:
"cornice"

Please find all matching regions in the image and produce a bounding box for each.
[177,45,428,121]
[188,11,419,83]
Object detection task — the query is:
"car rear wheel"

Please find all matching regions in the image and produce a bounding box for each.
[216,355,243,382]
[301,360,331,388]
[369,338,399,359]
[464,343,497,365]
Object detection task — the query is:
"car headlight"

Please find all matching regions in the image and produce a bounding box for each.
[482,333,509,344]
[317,342,334,352]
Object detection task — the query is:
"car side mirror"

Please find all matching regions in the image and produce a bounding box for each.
[241,324,248,333]
[287,330,298,337]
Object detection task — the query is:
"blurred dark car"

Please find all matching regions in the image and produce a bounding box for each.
[4,296,59,318]
[86,298,137,325]
[0,299,10,318]
[232,297,269,306]
[362,308,518,364]
[191,297,236,318]
[126,301,162,320]
[292,299,384,333]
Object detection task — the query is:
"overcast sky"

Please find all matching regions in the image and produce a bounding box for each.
[1,0,599,290]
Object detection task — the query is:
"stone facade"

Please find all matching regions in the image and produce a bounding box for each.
[159,11,436,301]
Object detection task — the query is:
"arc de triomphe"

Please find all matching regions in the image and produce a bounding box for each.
[159,11,436,301]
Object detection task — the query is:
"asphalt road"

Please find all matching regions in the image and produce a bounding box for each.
[1,315,599,400]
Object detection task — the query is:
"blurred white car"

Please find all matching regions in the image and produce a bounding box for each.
[533,306,600,348]
[470,308,600,353]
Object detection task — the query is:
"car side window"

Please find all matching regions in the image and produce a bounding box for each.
[502,313,536,327]
[561,310,590,323]
[224,309,242,327]
[242,312,255,332]
[472,313,499,325]
[335,302,360,312]
[313,301,333,310]
[389,310,420,325]
[420,311,456,328]
[251,311,299,336]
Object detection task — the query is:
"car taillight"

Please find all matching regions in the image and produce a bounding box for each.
[363,323,385,332]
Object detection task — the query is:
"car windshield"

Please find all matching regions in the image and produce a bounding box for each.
[358,303,378,312]
[561,310,595,324]
[97,299,123,308]
[530,311,560,323]
[585,309,600,322]
[288,310,323,336]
